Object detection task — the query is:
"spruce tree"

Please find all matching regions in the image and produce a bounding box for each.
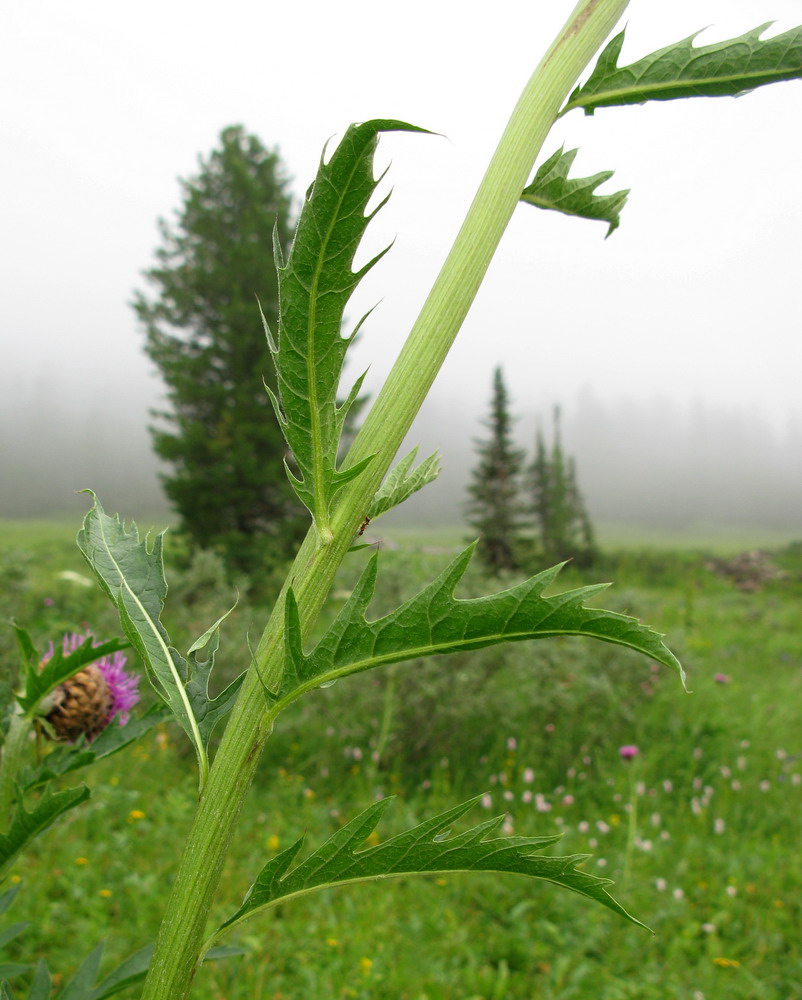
[465,367,526,573]
[530,408,596,566]
[133,126,307,587]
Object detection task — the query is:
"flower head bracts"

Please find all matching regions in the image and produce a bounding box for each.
[39,632,140,742]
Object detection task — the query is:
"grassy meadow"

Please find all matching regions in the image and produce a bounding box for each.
[1,517,801,999]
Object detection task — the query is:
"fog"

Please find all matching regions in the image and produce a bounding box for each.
[2,1,801,537]
[2,363,800,537]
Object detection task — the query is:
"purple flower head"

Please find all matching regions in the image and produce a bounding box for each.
[41,632,140,737]
[97,650,141,725]
[714,673,730,685]
[619,744,640,760]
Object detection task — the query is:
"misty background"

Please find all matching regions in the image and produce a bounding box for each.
[2,1,801,538]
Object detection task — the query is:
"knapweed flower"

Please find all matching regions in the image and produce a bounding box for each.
[40,632,140,742]
[714,673,731,684]
[619,745,639,760]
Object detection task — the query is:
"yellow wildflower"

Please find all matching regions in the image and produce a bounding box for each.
[359,957,373,976]
[267,834,280,852]
[99,889,113,898]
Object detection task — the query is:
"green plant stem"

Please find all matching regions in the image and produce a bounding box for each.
[623,765,638,883]
[0,712,30,829]
[374,665,398,770]
[140,3,631,996]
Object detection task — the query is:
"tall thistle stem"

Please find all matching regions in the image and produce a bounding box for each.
[140,2,631,996]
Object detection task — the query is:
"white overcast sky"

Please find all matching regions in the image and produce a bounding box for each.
[3,0,801,460]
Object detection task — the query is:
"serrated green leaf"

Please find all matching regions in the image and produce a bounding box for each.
[0,886,21,918]
[23,962,49,1000]
[0,923,28,951]
[521,147,628,237]
[13,626,129,717]
[20,703,170,792]
[0,968,29,983]
[59,942,239,1000]
[218,795,645,937]
[564,23,802,115]
[272,545,684,710]
[268,120,429,540]
[76,495,242,791]
[58,943,104,1000]
[0,786,90,880]
[367,447,442,523]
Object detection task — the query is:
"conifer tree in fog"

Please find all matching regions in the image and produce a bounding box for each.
[133,126,307,587]
[530,408,597,567]
[465,367,527,573]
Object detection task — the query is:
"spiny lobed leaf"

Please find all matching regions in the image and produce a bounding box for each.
[366,447,441,523]
[0,960,48,1000]
[564,23,802,115]
[0,786,90,880]
[20,704,169,792]
[521,147,628,236]
[76,495,242,789]
[218,795,646,935]
[0,941,242,1000]
[272,544,684,709]
[12,624,129,717]
[266,120,428,539]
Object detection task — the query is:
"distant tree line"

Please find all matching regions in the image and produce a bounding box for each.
[465,367,596,574]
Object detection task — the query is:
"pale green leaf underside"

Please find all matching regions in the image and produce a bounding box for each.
[521,147,628,237]
[76,495,242,789]
[273,544,684,710]
[268,120,429,537]
[219,795,646,936]
[20,704,170,792]
[367,447,441,522]
[564,23,802,115]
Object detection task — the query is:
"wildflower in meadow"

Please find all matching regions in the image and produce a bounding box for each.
[39,632,140,742]
[619,745,639,760]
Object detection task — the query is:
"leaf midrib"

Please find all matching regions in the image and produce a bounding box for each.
[564,64,802,112]
[94,516,206,782]
[305,150,366,531]
[274,624,668,715]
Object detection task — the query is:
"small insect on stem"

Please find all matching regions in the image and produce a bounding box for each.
[357,515,371,536]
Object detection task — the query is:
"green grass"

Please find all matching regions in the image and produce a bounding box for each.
[2,522,801,999]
